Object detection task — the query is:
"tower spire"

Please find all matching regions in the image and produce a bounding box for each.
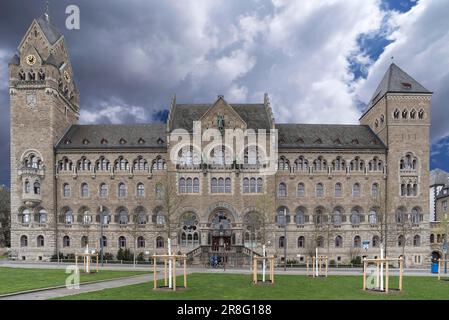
[44,1,50,22]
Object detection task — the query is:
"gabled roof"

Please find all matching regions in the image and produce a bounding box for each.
[56,124,167,150]
[365,63,431,112]
[276,124,386,150]
[36,14,62,45]
[430,169,449,187]
[44,53,62,68]
[170,103,271,132]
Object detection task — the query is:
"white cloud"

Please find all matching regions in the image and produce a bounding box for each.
[80,103,148,124]
[354,0,449,142]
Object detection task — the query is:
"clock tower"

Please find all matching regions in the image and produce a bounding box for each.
[9,8,79,260]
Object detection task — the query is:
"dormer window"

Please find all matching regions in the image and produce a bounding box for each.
[351,139,359,145]
[333,138,342,145]
[401,82,412,90]
[101,138,108,145]
[119,138,127,145]
[138,138,145,144]
[314,138,322,144]
[296,137,304,144]
[157,138,164,145]
[64,139,72,145]
[82,139,89,145]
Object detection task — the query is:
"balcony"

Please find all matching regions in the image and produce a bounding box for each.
[22,192,42,206]
[18,166,45,178]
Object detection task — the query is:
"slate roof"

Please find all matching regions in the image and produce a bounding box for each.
[363,63,432,117]
[430,169,449,186]
[170,103,271,131]
[36,15,62,45]
[56,124,167,150]
[276,124,386,149]
[44,53,62,68]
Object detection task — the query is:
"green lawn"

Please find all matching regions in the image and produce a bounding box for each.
[0,267,151,295]
[58,273,449,300]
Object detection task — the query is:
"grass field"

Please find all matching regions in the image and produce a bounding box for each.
[0,267,151,295]
[58,273,449,300]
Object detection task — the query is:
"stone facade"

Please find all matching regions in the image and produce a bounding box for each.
[8,12,433,267]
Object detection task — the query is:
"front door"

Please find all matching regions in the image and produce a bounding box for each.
[212,237,220,251]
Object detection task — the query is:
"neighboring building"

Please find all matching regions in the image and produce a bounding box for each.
[8,9,433,266]
[430,169,449,221]
[435,186,449,222]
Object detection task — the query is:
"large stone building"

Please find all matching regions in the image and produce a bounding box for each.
[8,11,433,266]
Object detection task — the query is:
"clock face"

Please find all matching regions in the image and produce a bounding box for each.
[26,92,37,108]
[26,54,36,66]
[64,70,71,83]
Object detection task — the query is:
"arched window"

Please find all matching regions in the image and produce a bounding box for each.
[118,236,126,248]
[297,236,305,248]
[314,208,325,226]
[186,178,193,193]
[153,157,166,170]
[368,157,383,172]
[250,178,257,193]
[34,181,41,195]
[20,235,28,247]
[398,235,405,247]
[38,209,47,224]
[313,156,327,171]
[315,183,324,197]
[410,109,416,119]
[137,183,145,197]
[350,157,364,171]
[295,208,305,225]
[137,208,147,225]
[395,207,406,224]
[97,157,110,171]
[225,178,231,193]
[133,157,148,171]
[351,209,361,226]
[400,153,417,171]
[193,178,200,193]
[353,236,361,248]
[369,209,378,225]
[279,236,286,248]
[63,183,70,197]
[297,183,305,197]
[413,235,421,247]
[402,109,408,119]
[118,183,126,198]
[179,178,186,193]
[332,208,342,226]
[332,157,345,171]
[352,183,361,197]
[63,208,73,225]
[393,109,400,119]
[371,183,379,198]
[411,207,422,224]
[256,178,263,193]
[372,235,380,248]
[78,157,91,171]
[334,183,342,197]
[418,109,425,119]
[277,208,288,226]
[217,178,224,193]
[21,209,31,223]
[156,236,164,248]
[294,156,308,171]
[430,234,435,243]
[243,178,249,193]
[115,157,129,171]
[278,157,290,171]
[278,183,287,197]
[63,236,70,247]
[81,183,89,198]
[24,180,31,194]
[81,236,89,248]
[37,235,44,247]
[99,183,108,198]
[335,236,343,248]
[137,236,145,248]
[118,209,129,225]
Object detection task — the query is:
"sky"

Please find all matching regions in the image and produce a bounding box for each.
[0,0,448,187]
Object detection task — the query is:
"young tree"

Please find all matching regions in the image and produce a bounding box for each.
[254,192,275,246]
[0,186,10,248]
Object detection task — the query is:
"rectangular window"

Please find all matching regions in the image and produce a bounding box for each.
[443,200,448,212]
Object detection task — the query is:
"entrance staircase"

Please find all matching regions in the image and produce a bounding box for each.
[186,245,262,267]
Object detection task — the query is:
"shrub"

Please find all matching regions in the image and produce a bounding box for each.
[329,259,336,267]
[351,256,362,265]
[137,252,145,262]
